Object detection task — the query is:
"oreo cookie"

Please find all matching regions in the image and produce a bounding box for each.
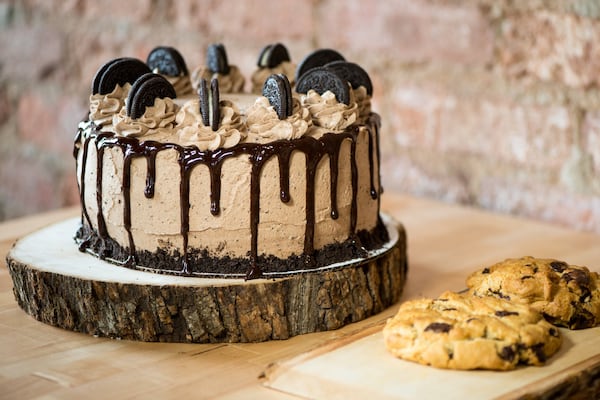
[198,79,210,127]
[147,46,189,77]
[92,57,124,95]
[295,66,350,105]
[93,57,151,95]
[325,61,373,96]
[126,73,176,120]
[295,48,345,82]
[198,78,220,131]
[257,43,291,68]
[263,74,293,120]
[206,43,230,74]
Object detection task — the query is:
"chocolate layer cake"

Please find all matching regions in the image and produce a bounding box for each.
[74,44,389,279]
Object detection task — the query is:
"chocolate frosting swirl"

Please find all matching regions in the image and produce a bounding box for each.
[89,83,130,131]
[250,61,296,93]
[353,86,371,122]
[113,97,178,137]
[302,89,359,133]
[163,74,194,96]
[245,96,312,141]
[175,98,245,149]
[191,65,245,93]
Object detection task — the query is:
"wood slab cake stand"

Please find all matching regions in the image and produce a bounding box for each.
[5,214,407,343]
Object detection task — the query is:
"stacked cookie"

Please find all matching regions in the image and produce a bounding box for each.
[384,256,600,370]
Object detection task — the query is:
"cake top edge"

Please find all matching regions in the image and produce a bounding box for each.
[85,43,375,148]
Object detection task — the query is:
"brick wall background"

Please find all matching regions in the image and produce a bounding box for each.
[1,0,599,233]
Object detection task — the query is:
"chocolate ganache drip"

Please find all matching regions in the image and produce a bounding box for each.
[75,114,383,279]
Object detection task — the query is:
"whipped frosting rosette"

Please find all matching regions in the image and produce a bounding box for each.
[163,74,194,96]
[112,97,178,138]
[301,89,359,135]
[89,83,130,131]
[250,61,296,93]
[352,86,371,122]
[191,65,245,93]
[175,98,245,150]
[245,96,312,142]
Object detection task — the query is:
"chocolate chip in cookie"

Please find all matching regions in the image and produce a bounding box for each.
[424,322,452,333]
[93,57,151,95]
[257,43,291,69]
[147,46,189,77]
[296,67,350,105]
[126,73,176,119]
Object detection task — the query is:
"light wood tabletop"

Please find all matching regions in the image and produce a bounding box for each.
[2,193,599,399]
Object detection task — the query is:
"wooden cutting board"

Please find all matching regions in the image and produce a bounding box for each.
[262,197,600,399]
[263,324,600,400]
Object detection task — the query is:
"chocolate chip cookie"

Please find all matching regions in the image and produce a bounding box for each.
[467,256,600,329]
[383,291,562,370]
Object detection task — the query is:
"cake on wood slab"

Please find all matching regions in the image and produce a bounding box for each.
[5,43,407,343]
[74,44,390,280]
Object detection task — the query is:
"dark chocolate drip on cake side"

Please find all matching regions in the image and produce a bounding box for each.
[247,152,263,279]
[179,155,192,274]
[94,135,111,258]
[76,114,381,279]
[373,113,383,199]
[348,129,362,250]
[327,139,340,220]
[277,147,293,203]
[75,134,94,250]
[144,146,160,199]
[178,146,209,274]
[366,125,378,200]
[122,147,137,266]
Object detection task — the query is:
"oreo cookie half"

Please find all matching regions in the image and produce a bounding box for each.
[92,57,124,95]
[325,61,373,96]
[94,58,151,95]
[198,79,209,127]
[295,67,350,105]
[147,46,189,77]
[199,78,220,131]
[257,43,291,68]
[263,74,293,120]
[126,73,176,120]
[207,43,230,75]
[295,48,345,82]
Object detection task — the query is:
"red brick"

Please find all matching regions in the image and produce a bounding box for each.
[21,0,82,15]
[380,153,472,204]
[171,0,209,31]
[0,88,11,126]
[388,84,573,169]
[174,0,314,42]
[0,151,62,218]
[81,0,154,22]
[317,0,494,65]
[477,178,600,234]
[60,173,80,207]
[17,89,86,154]
[0,24,64,81]
[499,11,600,88]
[582,110,600,174]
